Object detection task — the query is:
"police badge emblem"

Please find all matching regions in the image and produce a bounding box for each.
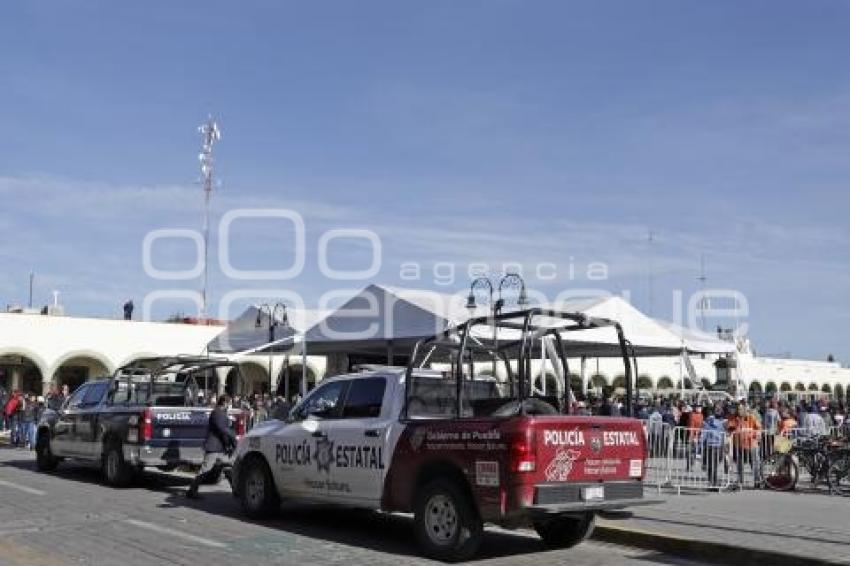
[590,435,603,454]
[315,437,335,473]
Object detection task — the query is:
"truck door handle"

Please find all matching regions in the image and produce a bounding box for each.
[364,429,381,438]
[312,431,327,438]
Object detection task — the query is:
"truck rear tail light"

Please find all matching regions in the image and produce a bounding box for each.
[141,408,153,442]
[234,412,246,439]
[510,432,536,473]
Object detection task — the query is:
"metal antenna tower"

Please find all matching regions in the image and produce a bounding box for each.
[697,254,708,331]
[647,229,655,317]
[198,116,221,319]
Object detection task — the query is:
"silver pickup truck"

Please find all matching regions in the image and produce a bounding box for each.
[35,357,248,486]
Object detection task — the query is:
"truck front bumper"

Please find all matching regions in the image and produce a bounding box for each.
[124,444,206,468]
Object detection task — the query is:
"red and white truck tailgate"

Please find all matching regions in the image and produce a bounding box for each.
[504,416,649,514]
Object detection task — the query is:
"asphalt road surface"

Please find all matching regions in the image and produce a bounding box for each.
[0,446,708,566]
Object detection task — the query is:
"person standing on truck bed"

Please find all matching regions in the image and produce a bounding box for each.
[186,395,236,499]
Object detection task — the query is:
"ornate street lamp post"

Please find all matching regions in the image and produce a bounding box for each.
[255,302,288,396]
[466,273,529,377]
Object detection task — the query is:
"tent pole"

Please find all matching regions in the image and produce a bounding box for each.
[580,357,587,397]
[539,337,545,395]
[615,324,633,417]
[301,336,307,398]
[284,358,290,402]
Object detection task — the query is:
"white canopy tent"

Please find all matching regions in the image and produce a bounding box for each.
[262,287,735,360]
[467,295,735,356]
[226,286,735,397]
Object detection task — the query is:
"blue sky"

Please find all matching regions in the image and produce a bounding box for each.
[1,1,848,360]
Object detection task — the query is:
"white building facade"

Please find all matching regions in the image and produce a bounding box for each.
[0,308,846,401]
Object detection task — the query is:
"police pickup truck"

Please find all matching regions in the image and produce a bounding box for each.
[36,357,247,486]
[231,310,654,561]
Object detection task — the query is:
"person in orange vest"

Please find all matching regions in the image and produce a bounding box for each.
[729,401,762,487]
[778,407,798,435]
[686,404,704,471]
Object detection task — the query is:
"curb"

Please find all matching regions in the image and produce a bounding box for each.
[592,524,844,566]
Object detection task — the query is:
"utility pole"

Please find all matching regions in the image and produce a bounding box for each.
[28,272,34,309]
[198,117,221,319]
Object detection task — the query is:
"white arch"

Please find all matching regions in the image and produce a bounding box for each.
[238,360,271,394]
[533,371,560,396]
[0,346,50,380]
[286,363,319,381]
[590,373,611,388]
[50,349,115,379]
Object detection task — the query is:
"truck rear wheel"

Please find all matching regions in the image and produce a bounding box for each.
[533,512,595,548]
[414,479,483,562]
[35,433,59,472]
[102,441,134,487]
[239,457,279,518]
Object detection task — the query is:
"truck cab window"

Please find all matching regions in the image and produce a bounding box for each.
[65,385,90,409]
[295,381,346,420]
[341,377,386,419]
[81,382,108,407]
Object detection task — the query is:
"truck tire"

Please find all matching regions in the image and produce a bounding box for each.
[533,512,595,548]
[102,440,134,487]
[239,457,279,518]
[413,478,483,562]
[35,433,59,472]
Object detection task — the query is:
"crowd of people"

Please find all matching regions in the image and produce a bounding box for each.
[636,396,847,487]
[0,385,69,449]
[198,391,296,427]
[638,396,845,436]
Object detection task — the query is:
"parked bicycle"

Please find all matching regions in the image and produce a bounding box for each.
[827,448,850,496]
[761,434,850,494]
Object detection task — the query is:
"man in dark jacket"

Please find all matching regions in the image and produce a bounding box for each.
[269,395,292,420]
[187,395,236,498]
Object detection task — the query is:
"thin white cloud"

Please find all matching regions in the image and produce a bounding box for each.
[1,174,847,331]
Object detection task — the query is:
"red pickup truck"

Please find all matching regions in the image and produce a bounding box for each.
[232,309,653,561]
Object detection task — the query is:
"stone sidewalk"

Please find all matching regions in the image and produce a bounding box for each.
[598,488,850,564]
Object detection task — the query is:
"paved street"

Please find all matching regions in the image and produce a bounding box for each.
[0,446,707,566]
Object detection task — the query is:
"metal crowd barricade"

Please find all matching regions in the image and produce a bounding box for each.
[781,427,812,442]
[642,421,672,490]
[641,422,848,494]
[666,426,731,493]
[727,428,773,489]
[731,426,842,490]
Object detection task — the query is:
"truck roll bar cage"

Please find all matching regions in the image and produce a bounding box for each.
[404,308,634,418]
[112,355,245,406]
